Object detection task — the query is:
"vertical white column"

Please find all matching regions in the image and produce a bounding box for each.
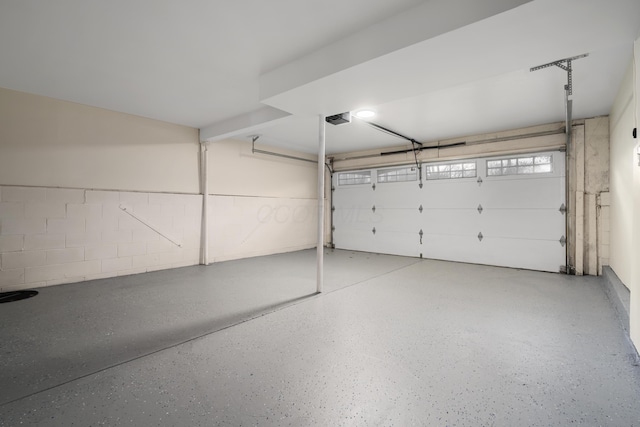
[574,125,585,275]
[201,143,210,266]
[317,115,326,293]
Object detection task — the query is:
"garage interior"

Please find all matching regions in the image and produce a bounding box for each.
[1,0,640,425]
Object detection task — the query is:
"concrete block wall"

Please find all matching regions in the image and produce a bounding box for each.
[585,116,610,276]
[567,117,610,276]
[0,90,320,292]
[0,186,202,291]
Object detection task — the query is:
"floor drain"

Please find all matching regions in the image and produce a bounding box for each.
[0,290,39,304]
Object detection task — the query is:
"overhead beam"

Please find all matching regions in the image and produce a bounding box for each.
[199,106,291,142]
[260,0,533,105]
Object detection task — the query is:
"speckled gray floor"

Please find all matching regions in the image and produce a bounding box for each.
[1,249,639,426]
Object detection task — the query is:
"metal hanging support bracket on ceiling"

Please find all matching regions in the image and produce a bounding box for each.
[250,135,317,164]
[529,53,588,96]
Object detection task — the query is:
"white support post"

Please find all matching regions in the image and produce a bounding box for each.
[201,143,210,266]
[317,115,326,293]
[575,125,585,275]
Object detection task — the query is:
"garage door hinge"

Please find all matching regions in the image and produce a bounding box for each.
[372,227,376,235]
[372,205,376,213]
[477,177,483,186]
[477,232,484,242]
[332,226,335,231]
[419,204,423,213]
[331,206,335,212]
[477,204,483,214]
[559,236,566,247]
[372,183,376,191]
[331,186,335,192]
[419,229,423,244]
[559,203,567,214]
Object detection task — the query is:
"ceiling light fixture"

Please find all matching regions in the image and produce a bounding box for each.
[354,109,376,119]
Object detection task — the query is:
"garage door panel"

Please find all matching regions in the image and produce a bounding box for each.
[420,235,482,264]
[333,208,377,229]
[422,209,480,235]
[423,181,480,208]
[333,187,374,208]
[333,228,375,253]
[374,207,420,256]
[372,231,420,257]
[481,177,564,209]
[481,209,565,240]
[375,185,422,208]
[475,238,565,272]
[376,209,422,232]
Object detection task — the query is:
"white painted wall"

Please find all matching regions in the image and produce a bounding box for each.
[208,139,317,198]
[609,36,640,349]
[609,62,635,288]
[205,140,317,262]
[207,195,316,262]
[0,87,200,193]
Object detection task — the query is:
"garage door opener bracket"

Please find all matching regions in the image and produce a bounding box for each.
[530,53,588,142]
[530,53,589,95]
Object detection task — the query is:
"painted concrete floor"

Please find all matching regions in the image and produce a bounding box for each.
[1,249,639,426]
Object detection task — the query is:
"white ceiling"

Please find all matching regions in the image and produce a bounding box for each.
[1,0,638,155]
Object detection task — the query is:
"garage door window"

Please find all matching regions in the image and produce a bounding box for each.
[487,155,552,176]
[426,162,476,180]
[338,171,371,186]
[377,166,418,183]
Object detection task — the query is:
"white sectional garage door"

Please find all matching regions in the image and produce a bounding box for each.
[332,151,566,272]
